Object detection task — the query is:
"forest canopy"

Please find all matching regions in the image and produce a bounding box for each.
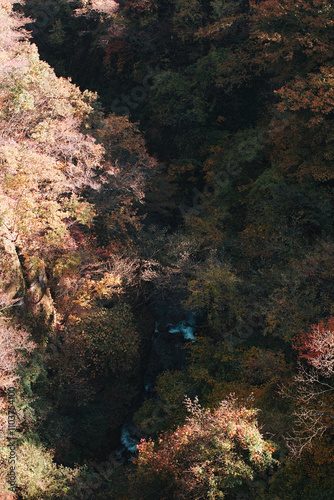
[1,1,334,499]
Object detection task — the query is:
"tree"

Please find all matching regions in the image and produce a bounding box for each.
[0,0,157,329]
[0,6,104,266]
[294,318,334,376]
[8,441,87,500]
[0,0,31,77]
[0,318,36,496]
[185,254,250,341]
[133,395,278,500]
[0,319,35,390]
[75,0,119,16]
[281,319,334,456]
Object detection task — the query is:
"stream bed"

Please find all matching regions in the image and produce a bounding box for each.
[120,313,197,454]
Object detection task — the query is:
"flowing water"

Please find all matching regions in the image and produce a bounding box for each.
[120,313,196,453]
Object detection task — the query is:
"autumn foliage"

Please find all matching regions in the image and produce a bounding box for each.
[134,396,277,499]
[294,318,334,376]
[1,0,334,498]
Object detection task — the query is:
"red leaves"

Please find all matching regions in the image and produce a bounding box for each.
[293,318,334,376]
[123,0,158,15]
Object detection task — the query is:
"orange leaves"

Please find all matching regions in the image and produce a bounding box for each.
[134,396,277,499]
[0,4,157,353]
[249,1,334,183]
[240,347,291,386]
[247,0,334,90]
[0,1,155,315]
[96,114,156,205]
[122,0,158,15]
[269,73,334,180]
[276,67,334,119]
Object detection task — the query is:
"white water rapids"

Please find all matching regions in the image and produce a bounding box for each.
[168,313,196,340]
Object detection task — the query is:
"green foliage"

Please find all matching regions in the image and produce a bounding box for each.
[150,71,208,128]
[265,436,334,500]
[171,0,204,41]
[10,440,86,500]
[134,337,292,444]
[134,369,194,435]
[185,256,247,336]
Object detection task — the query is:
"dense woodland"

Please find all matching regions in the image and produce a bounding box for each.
[1,0,334,498]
